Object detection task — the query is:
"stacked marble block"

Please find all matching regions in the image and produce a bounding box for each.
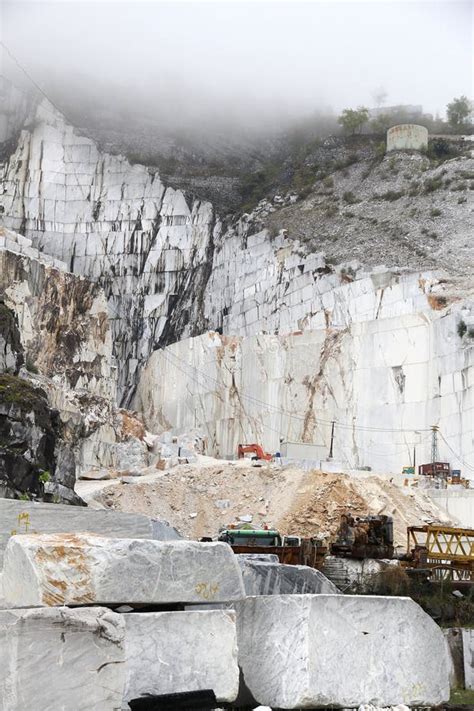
[0,533,450,710]
[0,534,243,710]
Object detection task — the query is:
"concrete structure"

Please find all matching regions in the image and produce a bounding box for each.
[386,124,428,152]
[0,606,125,711]
[123,610,239,706]
[236,594,449,708]
[2,534,245,607]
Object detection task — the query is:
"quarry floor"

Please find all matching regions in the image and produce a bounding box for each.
[77,461,453,547]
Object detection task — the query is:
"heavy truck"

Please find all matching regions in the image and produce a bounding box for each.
[217,526,327,569]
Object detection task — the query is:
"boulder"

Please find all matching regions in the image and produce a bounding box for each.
[122,610,239,707]
[236,594,449,708]
[237,556,339,595]
[0,498,156,566]
[0,606,125,711]
[2,533,245,606]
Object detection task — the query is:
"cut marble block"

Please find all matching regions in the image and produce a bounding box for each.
[236,594,450,709]
[0,498,156,567]
[237,556,339,596]
[2,534,245,607]
[122,610,239,707]
[0,606,125,711]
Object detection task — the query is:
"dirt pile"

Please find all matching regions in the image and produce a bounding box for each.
[92,462,452,548]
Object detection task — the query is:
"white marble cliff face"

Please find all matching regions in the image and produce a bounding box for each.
[0,101,217,404]
[135,283,474,475]
[1,100,473,478]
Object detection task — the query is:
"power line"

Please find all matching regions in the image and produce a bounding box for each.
[159,345,432,436]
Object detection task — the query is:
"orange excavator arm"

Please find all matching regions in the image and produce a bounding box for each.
[237,443,273,461]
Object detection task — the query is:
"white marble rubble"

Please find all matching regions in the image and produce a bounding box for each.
[0,606,125,711]
[236,594,450,708]
[2,533,245,606]
[122,610,239,707]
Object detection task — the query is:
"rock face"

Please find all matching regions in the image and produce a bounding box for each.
[0,228,115,399]
[0,606,125,711]
[236,594,449,708]
[123,610,239,706]
[135,285,474,472]
[0,374,81,504]
[0,499,162,566]
[1,94,472,476]
[2,534,245,606]
[237,556,339,595]
[0,101,217,405]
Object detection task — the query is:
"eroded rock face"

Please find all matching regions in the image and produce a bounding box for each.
[0,102,217,405]
[0,229,115,400]
[0,374,81,504]
[236,594,450,708]
[2,533,245,606]
[0,606,125,711]
[123,610,239,706]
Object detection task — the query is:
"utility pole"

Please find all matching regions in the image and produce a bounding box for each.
[328,420,335,460]
[431,425,439,465]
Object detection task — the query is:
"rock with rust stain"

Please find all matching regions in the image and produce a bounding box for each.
[0,606,125,711]
[235,594,450,708]
[2,533,245,607]
[122,610,239,707]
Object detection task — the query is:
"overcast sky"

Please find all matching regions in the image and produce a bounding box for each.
[1,0,472,128]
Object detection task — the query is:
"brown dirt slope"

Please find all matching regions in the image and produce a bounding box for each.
[94,463,452,548]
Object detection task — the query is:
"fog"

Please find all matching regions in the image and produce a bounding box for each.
[1,0,472,133]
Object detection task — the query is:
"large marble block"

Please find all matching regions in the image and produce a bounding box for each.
[0,499,155,567]
[236,594,449,708]
[122,610,239,707]
[237,556,339,595]
[2,534,245,606]
[0,606,125,711]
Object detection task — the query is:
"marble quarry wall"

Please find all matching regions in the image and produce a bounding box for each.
[1,98,473,478]
[135,289,474,474]
[0,101,217,404]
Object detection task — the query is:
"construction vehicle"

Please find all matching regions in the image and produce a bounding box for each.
[218,525,327,569]
[237,443,273,462]
[405,524,474,581]
[330,514,394,560]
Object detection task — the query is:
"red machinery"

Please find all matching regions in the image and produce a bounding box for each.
[237,443,273,462]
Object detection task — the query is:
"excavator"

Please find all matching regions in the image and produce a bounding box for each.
[237,443,273,462]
